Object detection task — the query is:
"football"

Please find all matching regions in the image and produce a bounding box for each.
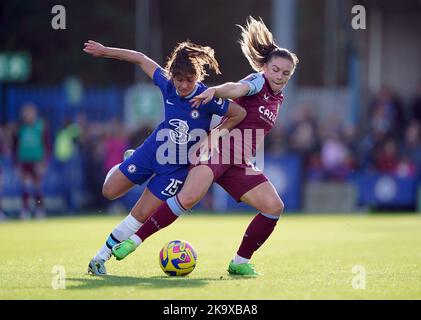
[159,240,197,276]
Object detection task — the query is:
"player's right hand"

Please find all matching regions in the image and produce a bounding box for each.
[189,88,216,108]
[83,40,107,57]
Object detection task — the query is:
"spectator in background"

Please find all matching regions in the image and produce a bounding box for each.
[287,105,319,164]
[306,149,324,181]
[320,132,353,181]
[0,124,11,221]
[357,126,385,171]
[54,118,80,163]
[286,106,320,184]
[103,118,129,175]
[13,103,51,219]
[395,154,417,178]
[54,117,81,212]
[265,123,287,155]
[342,123,359,169]
[375,139,399,174]
[369,86,405,139]
[101,118,130,215]
[128,123,154,149]
[358,86,401,170]
[75,114,107,210]
[402,120,421,170]
[316,113,354,181]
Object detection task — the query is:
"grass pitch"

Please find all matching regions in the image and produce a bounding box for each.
[1,212,420,300]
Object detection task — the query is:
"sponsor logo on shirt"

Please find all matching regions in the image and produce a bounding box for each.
[168,119,191,144]
[259,106,277,123]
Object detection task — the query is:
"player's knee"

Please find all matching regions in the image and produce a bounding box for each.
[263,199,284,216]
[177,193,199,210]
[102,183,117,200]
[130,210,149,223]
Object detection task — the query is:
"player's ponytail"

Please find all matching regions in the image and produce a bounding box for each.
[238,16,299,72]
[165,41,221,81]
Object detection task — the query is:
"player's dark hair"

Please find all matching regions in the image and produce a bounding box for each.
[238,16,299,72]
[165,40,221,82]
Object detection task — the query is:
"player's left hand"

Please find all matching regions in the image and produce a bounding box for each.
[83,40,107,57]
[190,88,216,108]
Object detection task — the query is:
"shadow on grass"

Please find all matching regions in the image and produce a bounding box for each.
[66,274,243,290]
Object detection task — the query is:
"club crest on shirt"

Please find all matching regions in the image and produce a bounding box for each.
[190,109,200,119]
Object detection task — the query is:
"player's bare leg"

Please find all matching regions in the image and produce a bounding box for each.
[101,149,135,201]
[34,163,46,219]
[88,187,163,275]
[228,181,284,276]
[112,165,215,260]
[240,181,284,216]
[130,188,164,223]
[18,162,46,219]
[102,167,134,200]
[176,165,214,209]
[111,188,165,260]
[20,170,33,220]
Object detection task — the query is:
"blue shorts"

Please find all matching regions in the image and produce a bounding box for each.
[119,144,189,201]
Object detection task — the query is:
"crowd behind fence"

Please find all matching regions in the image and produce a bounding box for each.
[1,82,420,219]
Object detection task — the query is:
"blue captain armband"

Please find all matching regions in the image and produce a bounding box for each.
[238,73,265,96]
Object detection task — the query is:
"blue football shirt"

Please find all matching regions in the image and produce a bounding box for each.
[142,67,229,168]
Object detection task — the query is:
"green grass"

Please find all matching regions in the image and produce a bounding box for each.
[1,213,421,299]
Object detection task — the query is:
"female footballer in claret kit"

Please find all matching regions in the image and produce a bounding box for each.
[113,16,299,276]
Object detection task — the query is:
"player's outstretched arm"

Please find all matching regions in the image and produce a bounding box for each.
[190,82,250,108]
[83,40,159,79]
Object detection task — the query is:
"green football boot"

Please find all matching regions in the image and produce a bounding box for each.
[227,260,262,276]
[112,239,137,261]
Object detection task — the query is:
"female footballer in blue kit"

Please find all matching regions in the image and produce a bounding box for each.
[83,40,246,275]
[111,17,299,276]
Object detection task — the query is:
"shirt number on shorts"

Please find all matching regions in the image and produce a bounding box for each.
[162,179,183,196]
